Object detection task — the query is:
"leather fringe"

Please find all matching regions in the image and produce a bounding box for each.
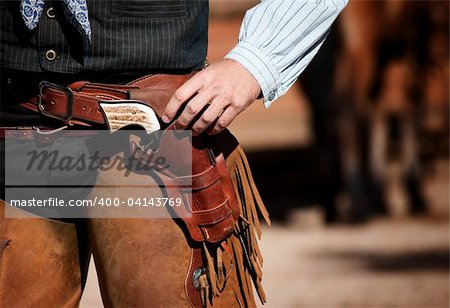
[202,143,271,307]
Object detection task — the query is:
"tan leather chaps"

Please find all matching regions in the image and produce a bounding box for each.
[0,150,260,307]
[0,212,240,307]
[0,175,242,307]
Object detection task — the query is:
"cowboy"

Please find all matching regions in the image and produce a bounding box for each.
[0,0,347,306]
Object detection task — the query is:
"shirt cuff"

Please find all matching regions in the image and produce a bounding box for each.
[225,41,281,107]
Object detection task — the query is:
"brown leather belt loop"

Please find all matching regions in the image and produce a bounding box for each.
[37,81,75,122]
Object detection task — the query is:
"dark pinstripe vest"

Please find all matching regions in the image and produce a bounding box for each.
[0,0,209,73]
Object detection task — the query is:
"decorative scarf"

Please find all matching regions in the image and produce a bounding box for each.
[20,0,92,42]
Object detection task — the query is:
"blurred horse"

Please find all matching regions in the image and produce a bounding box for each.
[299,0,448,222]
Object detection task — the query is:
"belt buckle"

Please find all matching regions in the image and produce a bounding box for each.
[38,81,74,121]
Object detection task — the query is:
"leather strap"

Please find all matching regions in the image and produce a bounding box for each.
[0,127,97,142]
[185,247,205,308]
[0,127,43,140]
[19,73,193,126]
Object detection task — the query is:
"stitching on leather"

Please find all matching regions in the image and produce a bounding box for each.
[193,198,229,215]
[129,74,158,86]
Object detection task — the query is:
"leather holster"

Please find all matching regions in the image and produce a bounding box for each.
[20,73,241,244]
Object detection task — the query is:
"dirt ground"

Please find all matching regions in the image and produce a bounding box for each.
[259,218,448,308]
[80,15,449,308]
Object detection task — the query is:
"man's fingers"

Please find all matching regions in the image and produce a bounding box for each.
[191,97,227,136]
[163,59,260,129]
[173,90,215,130]
[162,75,204,123]
[208,106,240,135]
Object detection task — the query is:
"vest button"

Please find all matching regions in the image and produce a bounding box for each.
[46,7,55,18]
[45,50,57,61]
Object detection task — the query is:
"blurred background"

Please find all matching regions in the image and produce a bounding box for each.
[82,1,449,307]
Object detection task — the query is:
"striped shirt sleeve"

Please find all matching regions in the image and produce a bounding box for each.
[225,0,348,107]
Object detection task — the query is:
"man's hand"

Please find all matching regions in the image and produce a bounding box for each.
[162,59,261,135]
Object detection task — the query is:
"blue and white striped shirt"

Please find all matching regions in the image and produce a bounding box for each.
[226,0,348,107]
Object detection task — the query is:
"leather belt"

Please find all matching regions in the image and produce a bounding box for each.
[19,73,194,127]
[0,127,48,140]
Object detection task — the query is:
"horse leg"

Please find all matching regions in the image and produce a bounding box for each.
[369,103,389,215]
[401,109,427,214]
[331,0,383,221]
